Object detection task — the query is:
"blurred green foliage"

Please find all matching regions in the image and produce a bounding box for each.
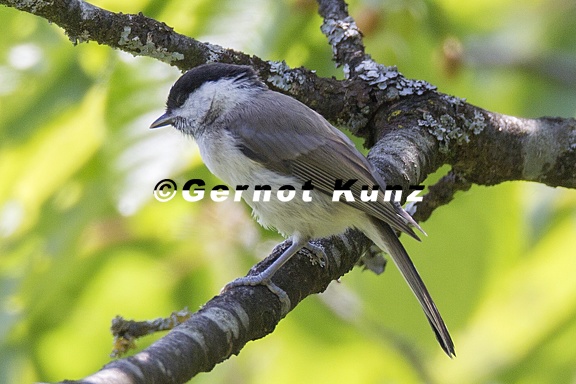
[1,0,575,383]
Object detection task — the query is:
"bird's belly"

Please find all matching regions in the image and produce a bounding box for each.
[248,190,360,238]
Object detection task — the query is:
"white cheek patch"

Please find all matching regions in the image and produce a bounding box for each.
[178,86,216,123]
[175,79,260,133]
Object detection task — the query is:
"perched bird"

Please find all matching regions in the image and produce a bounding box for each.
[151,63,454,356]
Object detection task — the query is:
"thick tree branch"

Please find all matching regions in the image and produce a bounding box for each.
[73,232,373,384]
[2,0,573,193]
[366,97,576,192]
[3,0,574,383]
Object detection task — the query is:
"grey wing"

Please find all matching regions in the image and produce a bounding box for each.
[224,91,419,239]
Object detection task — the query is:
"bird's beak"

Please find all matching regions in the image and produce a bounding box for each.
[150,112,175,129]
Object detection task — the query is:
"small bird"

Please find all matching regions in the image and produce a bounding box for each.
[151,63,454,356]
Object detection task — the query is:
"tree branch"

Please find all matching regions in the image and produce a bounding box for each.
[317,0,368,77]
[3,0,575,383]
[74,232,373,384]
[2,0,573,193]
[0,0,375,132]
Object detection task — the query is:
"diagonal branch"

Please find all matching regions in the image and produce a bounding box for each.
[0,0,370,127]
[69,232,374,384]
[1,0,221,68]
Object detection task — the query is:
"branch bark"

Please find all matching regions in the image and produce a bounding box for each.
[2,0,574,383]
[2,0,574,190]
[82,232,372,384]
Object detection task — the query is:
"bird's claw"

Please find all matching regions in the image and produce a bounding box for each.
[302,241,327,268]
[223,275,291,315]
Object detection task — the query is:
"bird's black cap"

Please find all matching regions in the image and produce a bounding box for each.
[166,63,263,110]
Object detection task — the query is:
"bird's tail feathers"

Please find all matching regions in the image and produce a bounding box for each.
[366,217,455,357]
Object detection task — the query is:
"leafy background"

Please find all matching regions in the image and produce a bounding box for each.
[1,0,575,383]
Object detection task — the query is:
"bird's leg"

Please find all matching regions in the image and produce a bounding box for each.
[223,235,310,314]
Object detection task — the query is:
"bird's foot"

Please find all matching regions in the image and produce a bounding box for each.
[302,241,327,268]
[223,274,291,315]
